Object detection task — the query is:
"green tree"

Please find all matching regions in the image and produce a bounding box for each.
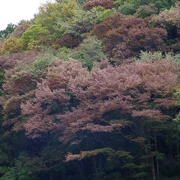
[0,24,16,40]
[34,0,80,40]
[113,0,179,15]
[57,36,107,69]
[21,24,50,50]
[63,6,115,36]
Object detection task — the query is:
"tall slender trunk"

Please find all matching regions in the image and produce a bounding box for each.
[154,132,159,178]
[151,156,156,180]
[50,171,53,180]
[176,136,180,160]
[148,137,156,180]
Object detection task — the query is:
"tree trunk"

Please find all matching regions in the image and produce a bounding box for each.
[154,132,159,178]
[151,156,156,180]
[176,136,180,160]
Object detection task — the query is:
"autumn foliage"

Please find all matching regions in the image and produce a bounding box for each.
[0,50,39,69]
[53,33,82,48]
[93,14,167,58]
[83,0,115,10]
[18,59,177,142]
[1,0,180,179]
[0,36,25,55]
[150,2,180,53]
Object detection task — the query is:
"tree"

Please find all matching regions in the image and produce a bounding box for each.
[92,14,167,58]
[53,33,82,49]
[62,6,115,36]
[134,4,158,18]
[21,24,51,50]
[0,24,16,40]
[150,2,180,53]
[56,36,107,69]
[113,0,179,16]
[83,0,115,10]
[20,59,177,142]
[11,21,31,39]
[0,37,25,55]
[1,0,180,178]
[34,0,80,40]
[19,59,178,179]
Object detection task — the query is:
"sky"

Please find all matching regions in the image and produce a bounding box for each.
[0,0,55,30]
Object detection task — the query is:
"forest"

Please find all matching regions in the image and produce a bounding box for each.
[0,0,180,179]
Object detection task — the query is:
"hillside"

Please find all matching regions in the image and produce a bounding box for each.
[0,0,180,179]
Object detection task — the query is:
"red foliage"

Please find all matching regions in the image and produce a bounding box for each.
[0,50,40,121]
[1,50,40,131]
[21,60,88,137]
[3,70,37,96]
[0,50,40,69]
[92,14,167,57]
[150,2,180,53]
[83,0,115,10]
[20,60,177,142]
[112,43,133,62]
[53,33,82,48]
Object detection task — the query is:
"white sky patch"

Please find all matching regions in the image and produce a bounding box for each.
[0,0,55,30]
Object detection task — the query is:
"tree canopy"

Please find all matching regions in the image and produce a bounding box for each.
[0,0,180,179]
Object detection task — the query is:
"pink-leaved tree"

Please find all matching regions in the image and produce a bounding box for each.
[21,59,177,142]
